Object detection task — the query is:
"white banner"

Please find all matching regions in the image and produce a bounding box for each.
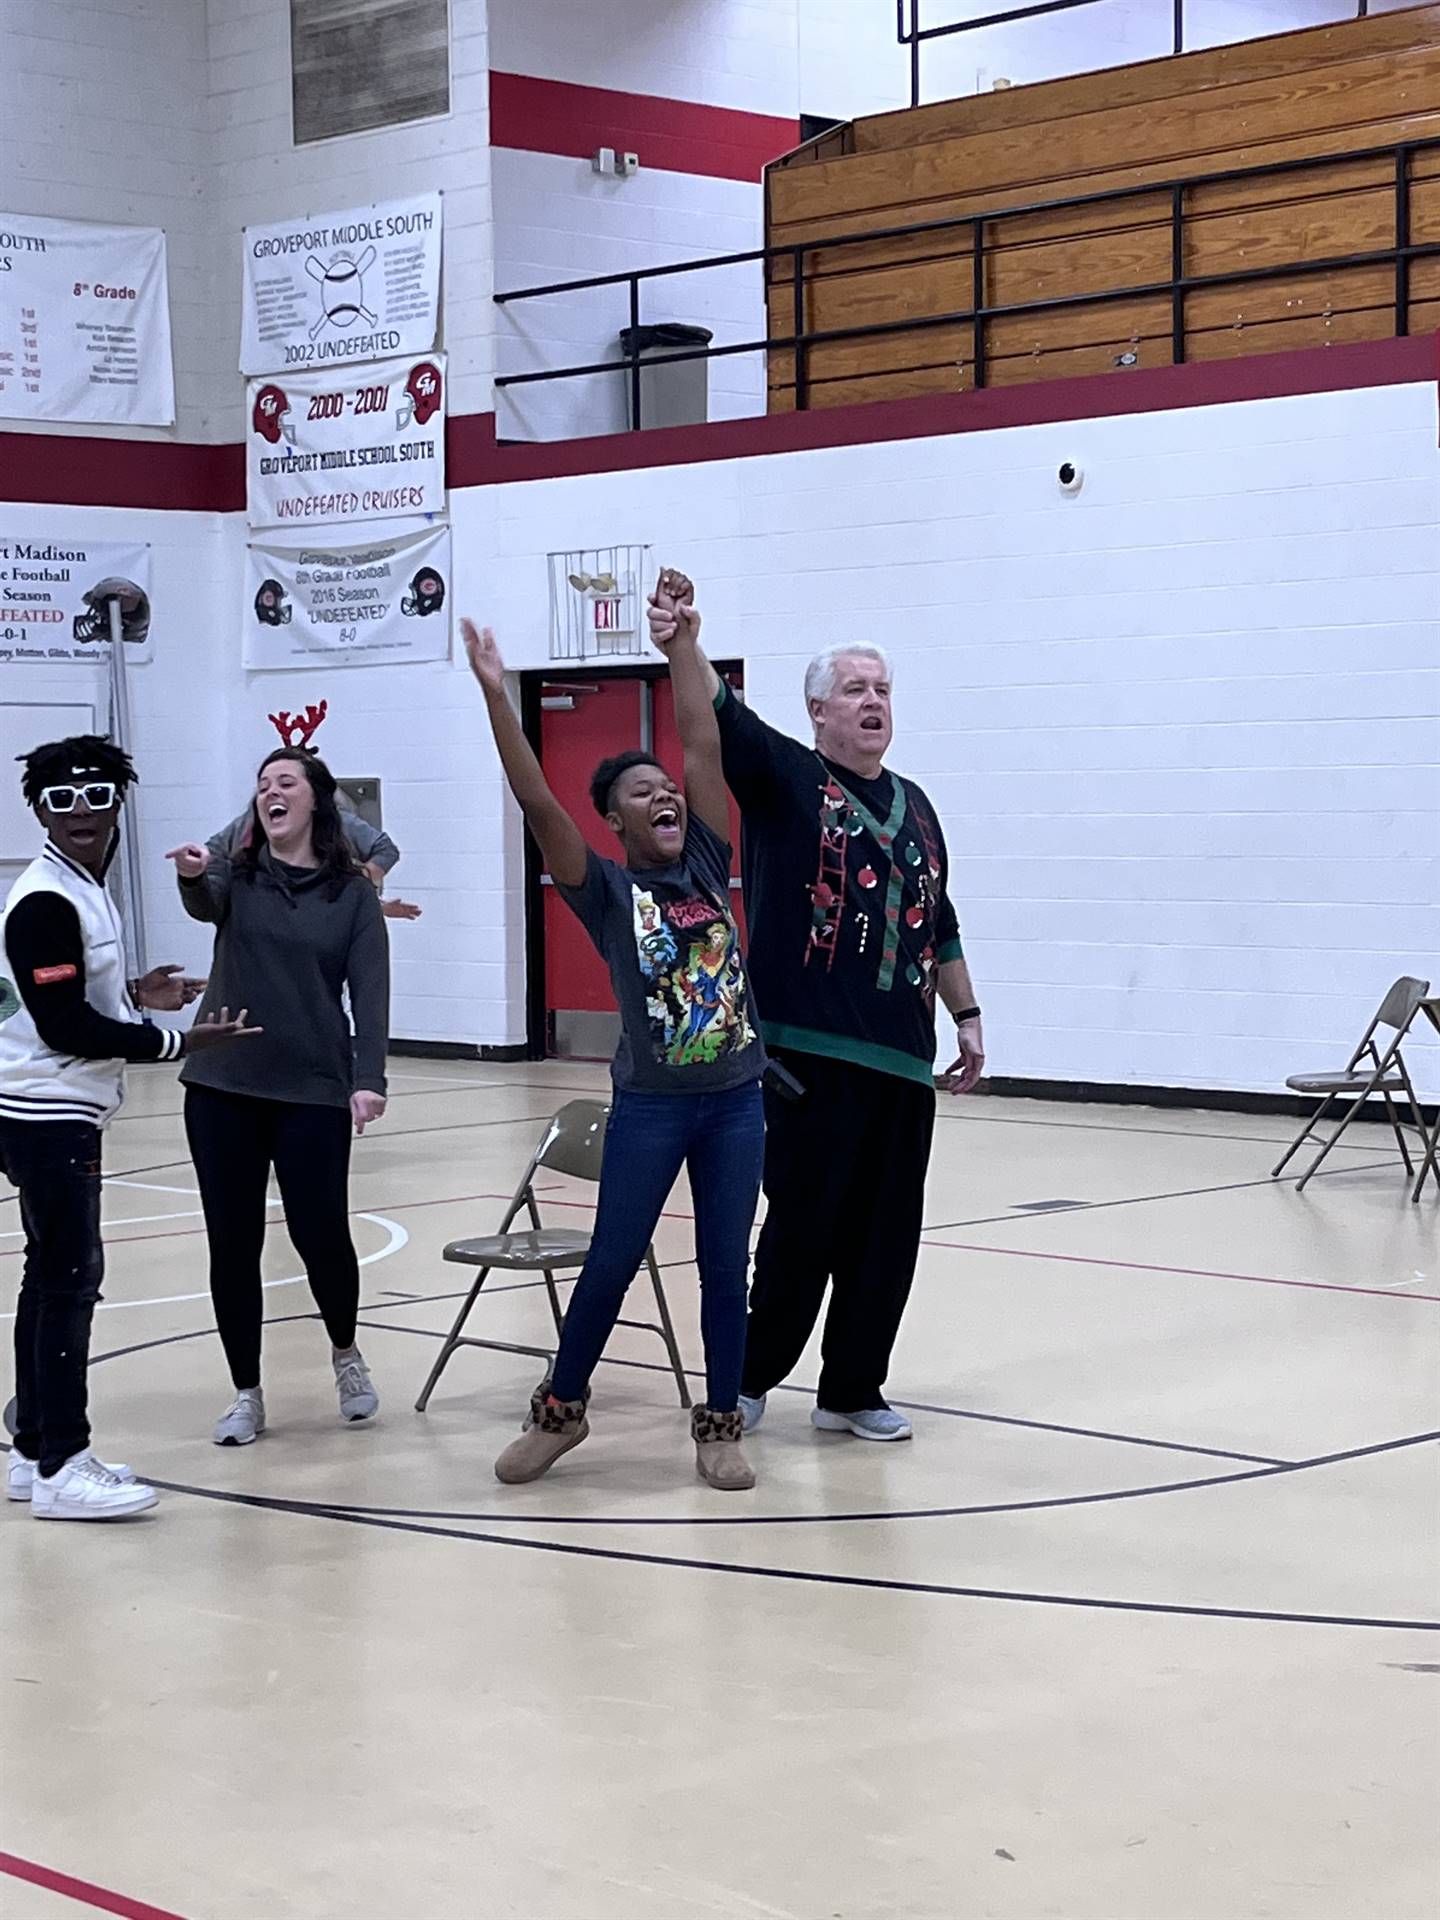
[0,214,174,425]
[240,194,442,375]
[0,538,153,666]
[245,523,451,670]
[246,353,446,530]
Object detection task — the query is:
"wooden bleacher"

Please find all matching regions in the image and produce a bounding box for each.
[764,6,1440,409]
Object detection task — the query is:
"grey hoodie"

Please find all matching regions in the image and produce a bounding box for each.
[178,844,388,1108]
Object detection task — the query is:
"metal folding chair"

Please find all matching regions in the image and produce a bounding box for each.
[1271,976,1430,1193]
[414,1099,691,1412]
[1408,997,1440,1203]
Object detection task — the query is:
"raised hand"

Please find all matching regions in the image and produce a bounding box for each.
[136,964,207,1011]
[462,618,506,693]
[350,1090,387,1136]
[184,1006,263,1053]
[167,843,210,881]
[647,568,701,652]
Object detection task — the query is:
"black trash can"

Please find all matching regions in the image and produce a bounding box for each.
[617,321,714,430]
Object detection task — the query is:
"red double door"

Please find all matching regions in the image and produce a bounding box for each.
[535,669,743,1057]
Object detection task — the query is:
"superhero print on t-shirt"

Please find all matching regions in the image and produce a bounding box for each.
[630,885,756,1068]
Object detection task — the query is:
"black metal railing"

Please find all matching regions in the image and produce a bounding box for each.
[896,0,1373,108]
[493,137,1434,431]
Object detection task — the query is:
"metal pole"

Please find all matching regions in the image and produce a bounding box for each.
[971,220,987,390]
[1394,146,1411,336]
[792,246,809,410]
[627,277,642,431]
[1173,0,1184,54]
[1171,184,1187,365]
[106,597,148,982]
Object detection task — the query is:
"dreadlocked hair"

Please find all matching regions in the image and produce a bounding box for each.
[237,747,360,900]
[19,735,137,810]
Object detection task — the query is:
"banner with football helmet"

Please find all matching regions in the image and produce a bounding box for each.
[240,194,442,376]
[0,538,153,666]
[246,354,447,530]
[244,523,451,670]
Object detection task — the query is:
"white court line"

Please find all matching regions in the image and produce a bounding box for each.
[0,1213,409,1317]
[2,1197,284,1241]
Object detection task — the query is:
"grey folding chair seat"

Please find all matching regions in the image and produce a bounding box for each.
[414,1099,691,1412]
[1271,976,1430,1193]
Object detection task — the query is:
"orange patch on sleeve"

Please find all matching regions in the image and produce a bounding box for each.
[32,964,78,985]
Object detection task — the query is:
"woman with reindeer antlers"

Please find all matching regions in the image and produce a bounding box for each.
[167,738,390,1448]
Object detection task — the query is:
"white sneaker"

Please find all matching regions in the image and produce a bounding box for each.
[213,1388,266,1447]
[812,1405,913,1442]
[334,1351,378,1423]
[32,1451,158,1520]
[738,1392,767,1433]
[8,1450,136,1502]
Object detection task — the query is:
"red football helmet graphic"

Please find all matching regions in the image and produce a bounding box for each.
[252,383,291,445]
[403,361,442,426]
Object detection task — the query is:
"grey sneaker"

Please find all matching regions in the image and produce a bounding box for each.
[738,1392,766,1433]
[812,1405,912,1442]
[213,1388,266,1447]
[334,1351,379,1423]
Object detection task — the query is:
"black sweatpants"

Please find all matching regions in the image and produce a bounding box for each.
[1,1119,104,1477]
[183,1084,359,1389]
[740,1050,936,1412]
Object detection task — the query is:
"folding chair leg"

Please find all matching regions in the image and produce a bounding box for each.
[1379,1090,1415,1174]
[646,1250,692,1409]
[1412,1127,1440,1202]
[414,1266,493,1411]
[1295,1101,1362,1192]
[1272,1095,1335,1178]
[542,1268,566,1340]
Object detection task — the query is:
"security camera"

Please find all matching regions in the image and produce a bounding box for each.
[1057,461,1084,494]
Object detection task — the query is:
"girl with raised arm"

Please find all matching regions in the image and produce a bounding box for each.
[465,606,764,1490]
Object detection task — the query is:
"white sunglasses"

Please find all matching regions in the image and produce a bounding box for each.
[40,782,118,814]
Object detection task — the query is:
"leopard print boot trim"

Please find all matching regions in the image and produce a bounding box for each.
[536,1393,588,1434]
[524,1377,590,1431]
[691,1406,744,1445]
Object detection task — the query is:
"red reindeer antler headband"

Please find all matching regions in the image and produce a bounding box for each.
[268,700,328,751]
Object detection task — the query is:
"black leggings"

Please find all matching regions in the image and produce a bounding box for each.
[184,1084,359,1389]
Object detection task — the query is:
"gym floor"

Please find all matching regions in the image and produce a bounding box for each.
[2,1058,1437,1920]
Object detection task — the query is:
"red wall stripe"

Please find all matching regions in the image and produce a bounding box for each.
[0,335,1432,512]
[0,1851,194,1920]
[488,70,801,183]
[0,433,243,514]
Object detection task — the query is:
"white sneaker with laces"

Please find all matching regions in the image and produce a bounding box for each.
[31,1451,158,1520]
[334,1351,378,1423]
[811,1405,913,1442]
[8,1450,136,1502]
[213,1388,266,1447]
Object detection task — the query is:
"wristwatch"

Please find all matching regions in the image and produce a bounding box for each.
[952,1005,981,1024]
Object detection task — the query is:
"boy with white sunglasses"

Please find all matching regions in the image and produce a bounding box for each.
[0,735,255,1519]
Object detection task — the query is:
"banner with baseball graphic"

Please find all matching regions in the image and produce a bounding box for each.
[245,523,451,670]
[246,353,446,530]
[0,537,153,666]
[240,194,442,375]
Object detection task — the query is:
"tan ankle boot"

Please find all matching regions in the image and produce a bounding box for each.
[692,1406,756,1491]
[495,1389,589,1484]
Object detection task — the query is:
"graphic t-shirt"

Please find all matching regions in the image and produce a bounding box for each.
[558,814,765,1095]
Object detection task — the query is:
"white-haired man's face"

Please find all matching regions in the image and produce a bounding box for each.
[808,652,893,773]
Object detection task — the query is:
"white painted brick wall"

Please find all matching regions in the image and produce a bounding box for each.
[452,378,1440,1092]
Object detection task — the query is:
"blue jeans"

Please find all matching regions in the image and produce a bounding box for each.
[551,1081,764,1411]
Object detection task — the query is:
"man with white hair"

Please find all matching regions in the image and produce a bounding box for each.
[649,571,984,1442]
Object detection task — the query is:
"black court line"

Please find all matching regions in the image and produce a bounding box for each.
[86,1305,1289,1470]
[213,1428,1436,1532]
[116,1477,1440,1634]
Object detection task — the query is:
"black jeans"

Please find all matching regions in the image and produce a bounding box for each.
[1,1119,104,1477]
[740,1050,936,1412]
[183,1084,359,1390]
